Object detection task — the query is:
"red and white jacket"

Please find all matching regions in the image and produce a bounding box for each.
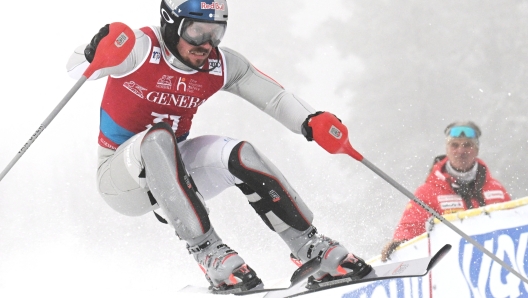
[392,157,511,241]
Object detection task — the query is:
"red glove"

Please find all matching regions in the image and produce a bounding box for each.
[81,22,136,78]
[301,111,363,160]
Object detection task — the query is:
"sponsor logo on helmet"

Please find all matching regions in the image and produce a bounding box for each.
[166,0,178,10]
[201,2,225,10]
[115,32,129,48]
[161,8,175,23]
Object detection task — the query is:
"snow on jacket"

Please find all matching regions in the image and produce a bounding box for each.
[392,157,511,241]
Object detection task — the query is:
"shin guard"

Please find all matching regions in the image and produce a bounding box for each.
[140,122,210,240]
[228,141,313,232]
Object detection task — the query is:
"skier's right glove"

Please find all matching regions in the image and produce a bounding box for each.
[84,24,110,63]
[381,239,405,262]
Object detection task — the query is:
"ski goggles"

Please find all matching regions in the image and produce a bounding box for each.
[178,18,226,47]
[446,126,477,138]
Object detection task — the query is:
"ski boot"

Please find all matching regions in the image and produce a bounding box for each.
[281,226,372,290]
[187,229,263,293]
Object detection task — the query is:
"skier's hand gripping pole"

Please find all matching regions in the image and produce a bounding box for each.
[302,111,528,285]
[0,22,135,182]
[302,111,364,160]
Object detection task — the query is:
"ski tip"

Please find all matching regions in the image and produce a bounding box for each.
[426,244,452,272]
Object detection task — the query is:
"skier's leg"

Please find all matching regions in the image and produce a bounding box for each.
[178,135,246,200]
[228,141,372,285]
[228,141,313,232]
[140,123,261,291]
[140,123,210,238]
[97,130,156,216]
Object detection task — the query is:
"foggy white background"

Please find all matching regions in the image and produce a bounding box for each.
[0,1,527,297]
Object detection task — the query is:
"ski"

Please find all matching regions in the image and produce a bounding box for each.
[282,244,451,297]
[178,244,451,297]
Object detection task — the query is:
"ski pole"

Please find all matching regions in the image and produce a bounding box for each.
[0,22,135,182]
[308,112,528,285]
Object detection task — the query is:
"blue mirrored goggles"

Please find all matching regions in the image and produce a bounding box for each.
[447,126,477,138]
[178,18,226,47]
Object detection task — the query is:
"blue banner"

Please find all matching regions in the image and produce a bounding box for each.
[458,225,528,298]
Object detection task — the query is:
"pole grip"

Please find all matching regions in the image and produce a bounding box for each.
[308,112,364,161]
[83,22,135,78]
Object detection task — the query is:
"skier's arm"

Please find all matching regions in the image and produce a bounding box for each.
[66,26,151,80]
[221,47,316,134]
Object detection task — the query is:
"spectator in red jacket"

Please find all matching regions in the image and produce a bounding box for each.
[381,121,511,262]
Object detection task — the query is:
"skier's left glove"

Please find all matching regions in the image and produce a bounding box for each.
[84,24,110,63]
[301,111,342,142]
[302,111,354,156]
[302,111,363,159]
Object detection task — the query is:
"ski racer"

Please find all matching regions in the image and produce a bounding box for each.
[381,121,511,262]
[66,0,372,293]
